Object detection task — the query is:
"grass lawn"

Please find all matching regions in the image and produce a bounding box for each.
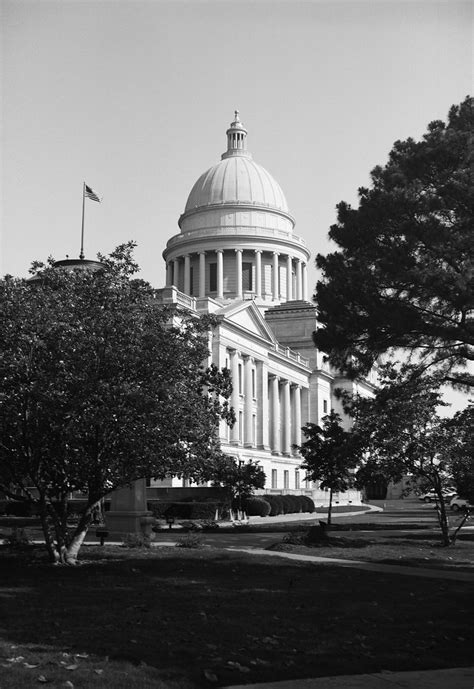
[269,531,474,572]
[0,545,473,688]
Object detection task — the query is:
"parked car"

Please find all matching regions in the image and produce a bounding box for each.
[449,496,473,512]
[418,488,457,503]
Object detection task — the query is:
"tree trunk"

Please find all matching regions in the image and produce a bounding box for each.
[327,488,333,527]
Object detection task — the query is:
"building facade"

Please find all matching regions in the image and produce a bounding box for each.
[152,112,376,505]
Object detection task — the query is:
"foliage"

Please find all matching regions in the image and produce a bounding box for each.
[314,97,474,388]
[350,364,472,544]
[121,533,151,549]
[163,501,221,520]
[4,527,31,548]
[297,411,362,524]
[207,456,266,501]
[242,496,271,517]
[175,533,203,548]
[447,404,474,503]
[0,242,233,563]
[261,494,284,516]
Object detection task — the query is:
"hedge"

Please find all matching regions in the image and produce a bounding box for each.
[242,496,271,517]
[148,501,223,520]
[262,494,284,516]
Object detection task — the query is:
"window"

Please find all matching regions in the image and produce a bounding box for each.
[323,399,328,414]
[295,469,300,490]
[252,368,256,398]
[271,469,278,489]
[284,470,289,489]
[209,263,217,292]
[238,363,243,394]
[242,262,253,291]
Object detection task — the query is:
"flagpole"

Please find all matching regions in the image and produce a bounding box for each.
[80,181,85,260]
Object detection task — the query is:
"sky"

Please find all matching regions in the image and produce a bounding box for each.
[1,0,472,412]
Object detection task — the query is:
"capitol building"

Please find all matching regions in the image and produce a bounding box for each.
[152,112,376,504]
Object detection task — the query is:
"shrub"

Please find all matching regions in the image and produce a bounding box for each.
[175,533,203,549]
[5,501,36,517]
[4,527,31,548]
[280,495,301,514]
[121,533,151,548]
[299,495,316,513]
[149,501,221,520]
[243,496,271,517]
[263,495,284,516]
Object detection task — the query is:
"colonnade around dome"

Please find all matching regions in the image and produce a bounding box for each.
[165,247,309,303]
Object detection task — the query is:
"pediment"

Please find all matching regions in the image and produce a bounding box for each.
[217,300,277,344]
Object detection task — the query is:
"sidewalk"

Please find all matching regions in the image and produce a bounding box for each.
[224,666,474,689]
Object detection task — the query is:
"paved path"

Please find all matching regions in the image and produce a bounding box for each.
[223,666,474,689]
[225,546,474,581]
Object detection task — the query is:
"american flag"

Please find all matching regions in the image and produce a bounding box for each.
[84,184,101,202]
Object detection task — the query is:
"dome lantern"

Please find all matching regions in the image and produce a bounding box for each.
[222,110,250,160]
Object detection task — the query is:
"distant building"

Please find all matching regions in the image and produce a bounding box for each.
[151,112,377,505]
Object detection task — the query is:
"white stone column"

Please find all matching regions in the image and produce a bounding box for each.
[286,255,293,301]
[270,374,280,454]
[235,249,243,299]
[256,360,269,450]
[229,349,239,445]
[302,262,308,301]
[293,384,302,451]
[166,262,173,287]
[216,249,224,299]
[199,251,206,298]
[272,252,279,301]
[282,379,291,456]
[255,250,262,298]
[243,355,253,447]
[184,254,191,295]
[296,259,303,300]
[173,258,180,289]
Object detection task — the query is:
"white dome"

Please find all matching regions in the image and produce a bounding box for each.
[184,156,289,213]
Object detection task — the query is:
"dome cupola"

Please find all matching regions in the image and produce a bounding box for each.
[221,110,250,159]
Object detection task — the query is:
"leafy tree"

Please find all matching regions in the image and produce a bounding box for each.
[448,404,474,504]
[350,364,470,545]
[208,456,266,512]
[297,411,362,525]
[314,96,473,389]
[0,243,234,564]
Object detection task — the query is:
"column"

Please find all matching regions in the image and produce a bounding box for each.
[216,249,224,299]
[243,355,253,448]
[293,384,302,450]
[166,262,173,287]
[302,262,308,301]
[235,249,243,299]
[199,251,206,298]
[256,360,269,450]
[184,254,191,295]
[282,379,291,456]
[296,259,303,300]
[173,258,180,289]
[270,374,280,454]
[229,349,239,445]
[286,255,293,301]
[255,250,262,298]
[272,252,279,301]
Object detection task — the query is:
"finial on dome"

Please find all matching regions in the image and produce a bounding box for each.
[234,109,240,121]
